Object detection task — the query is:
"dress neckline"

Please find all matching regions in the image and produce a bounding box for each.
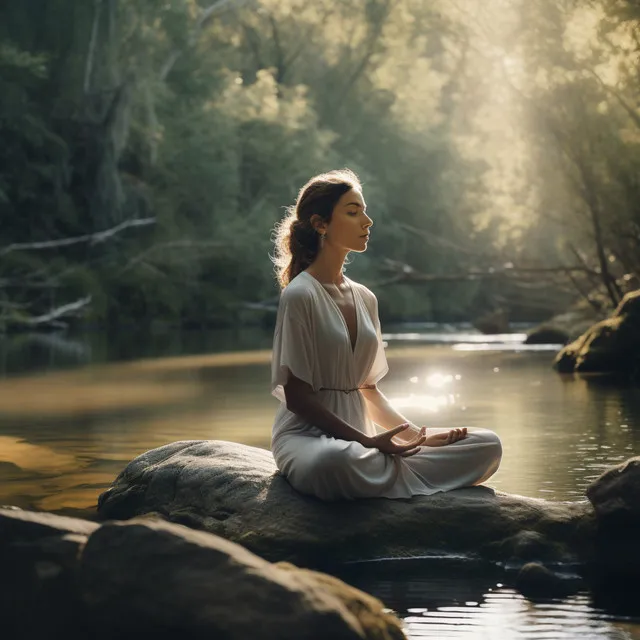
[301,271,359,354]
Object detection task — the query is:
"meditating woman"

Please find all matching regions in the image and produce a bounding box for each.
[270,168,502,501]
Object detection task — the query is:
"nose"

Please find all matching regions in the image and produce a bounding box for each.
[363,213,373,229]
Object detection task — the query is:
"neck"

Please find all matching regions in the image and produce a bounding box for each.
[307,244,349,284]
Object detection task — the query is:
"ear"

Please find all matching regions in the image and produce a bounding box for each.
[310,214,327,233]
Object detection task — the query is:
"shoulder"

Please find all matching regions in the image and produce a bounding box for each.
[279,273,315,310]
[349,278,378,305]
[347,277,378,312]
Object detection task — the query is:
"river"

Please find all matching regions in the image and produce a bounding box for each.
[1,326,639,639]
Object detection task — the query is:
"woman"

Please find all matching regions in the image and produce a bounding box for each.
[270,168,502,501]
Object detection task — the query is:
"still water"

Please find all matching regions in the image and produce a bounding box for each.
[1,327,639,639]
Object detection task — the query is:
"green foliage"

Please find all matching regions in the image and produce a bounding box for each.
[5,0,637,332]
[507,0,640,309]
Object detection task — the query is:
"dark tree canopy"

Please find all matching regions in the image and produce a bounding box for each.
[0,0,638,332]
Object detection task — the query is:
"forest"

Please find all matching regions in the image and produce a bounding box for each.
[1,0,639,332]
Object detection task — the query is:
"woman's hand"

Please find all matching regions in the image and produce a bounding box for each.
[424,428,467,447]
[365,424,426,457]
[392,423,424,444]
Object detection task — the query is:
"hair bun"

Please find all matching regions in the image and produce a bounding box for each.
[292,219,312,236]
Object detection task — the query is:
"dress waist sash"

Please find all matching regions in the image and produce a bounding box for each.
[318,384,376,394]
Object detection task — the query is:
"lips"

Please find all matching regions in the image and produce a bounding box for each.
[361,234,370,238]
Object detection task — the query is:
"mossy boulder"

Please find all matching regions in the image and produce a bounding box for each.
[553,289,640,375]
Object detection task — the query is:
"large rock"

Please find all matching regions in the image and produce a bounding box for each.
[0,507,403,640]
[586,456,640,525]
[81,518,404,640]
[0,507,98,640]
[586,457,640,587]
[554,289,640,375]
[97,440,595,567]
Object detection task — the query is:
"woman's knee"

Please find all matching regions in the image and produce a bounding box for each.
[468,428,503,459]
[483,430,503,470]
[469,427,501,443]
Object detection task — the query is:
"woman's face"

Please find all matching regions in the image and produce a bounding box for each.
[323,188,373,252]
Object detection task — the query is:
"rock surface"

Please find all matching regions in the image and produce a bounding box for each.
[586,457,640,584]
[586,456,640,525]
[81,517,404,640]
[0,507,97,640]
[554,289,640,375]
[524,325,569,345]
[0,507,403,640]
[531,308,602,344]
[96,440,595,567]
[514,562,581,600]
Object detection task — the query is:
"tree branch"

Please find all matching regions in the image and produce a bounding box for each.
[84,0,104,94]
[333,0,392,113]
[588,68,640,131]
[0,217,156,257]
[372,259,602,287]
[160,0,245,81]
[22,296,92,326]
[0,296,92,331]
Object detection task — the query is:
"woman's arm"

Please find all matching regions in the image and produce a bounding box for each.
[284,374,425,454]
[359,385,422,441]
[360,385,468,446]
[284,375,372,445]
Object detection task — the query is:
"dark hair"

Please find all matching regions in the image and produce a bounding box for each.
[271,168,361,289]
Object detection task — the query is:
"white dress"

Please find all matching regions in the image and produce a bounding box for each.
[270,270,502,501]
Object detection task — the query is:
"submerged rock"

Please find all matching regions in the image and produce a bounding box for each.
[0,506,403,640]
[553,289,640,375]
[515,562,579,600]
[524,325,569,345]
[96,440,595,567]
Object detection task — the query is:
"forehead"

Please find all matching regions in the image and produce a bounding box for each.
[337,188,366,208]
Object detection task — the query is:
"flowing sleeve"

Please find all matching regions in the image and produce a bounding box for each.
[364,292,389,386]
[271,291,317,403]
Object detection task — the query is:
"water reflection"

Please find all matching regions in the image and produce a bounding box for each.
[384,332,530,344]
[0,436,77,474]
[0,343,638,513]
[336,559,640,639]
[380,348,639,501]
[391,371,458,411]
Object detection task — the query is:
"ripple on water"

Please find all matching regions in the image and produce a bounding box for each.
[400,590,640,640]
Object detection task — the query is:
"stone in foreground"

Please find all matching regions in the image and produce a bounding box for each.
[97,440,595,567]
[0,507,403,640]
